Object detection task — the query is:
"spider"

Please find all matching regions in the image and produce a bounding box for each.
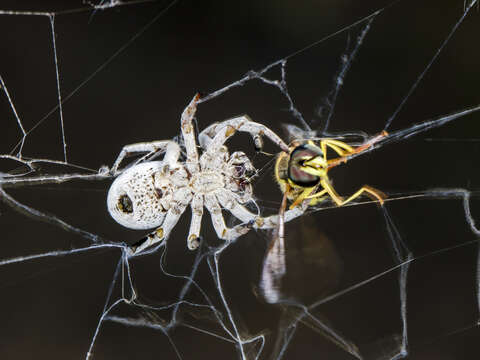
[107,94,307,255]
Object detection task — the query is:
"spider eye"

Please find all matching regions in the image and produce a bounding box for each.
[234,165,246,178]
[118,194,133,214]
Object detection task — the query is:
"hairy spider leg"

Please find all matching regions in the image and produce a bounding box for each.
[203,115,289,154]
[181,94,201,173]
[216,187,309,233]
[111,140,180,175]
[130,189,191,254]
[188,194,204,250]
[204,194,252,241]
[216,188,258,223]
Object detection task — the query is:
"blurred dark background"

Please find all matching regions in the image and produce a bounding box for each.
[1,0,480,359]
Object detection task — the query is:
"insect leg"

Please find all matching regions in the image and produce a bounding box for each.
[289,186,317,209]
[320,139,355,161]
[320,179,345,206]
[341,185,386,206]
[321,179,385,206]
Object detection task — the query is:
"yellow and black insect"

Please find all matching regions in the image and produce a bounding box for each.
[274,133,387,210]
[260,132,387,303]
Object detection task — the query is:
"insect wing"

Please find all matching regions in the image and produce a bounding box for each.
[259,228,286,304]
[259,190,289,304]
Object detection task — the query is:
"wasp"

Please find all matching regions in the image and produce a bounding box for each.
[260,131,387,303]
[274,132,388,210]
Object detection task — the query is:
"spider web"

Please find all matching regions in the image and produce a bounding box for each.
[1,0,480,359]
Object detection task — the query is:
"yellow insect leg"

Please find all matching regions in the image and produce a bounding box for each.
[319,179,345,206]
[320,139,354,162]
[341,185,386,206]
[305,188,328,206]
[289,186,316,209]
[321,179,385,206]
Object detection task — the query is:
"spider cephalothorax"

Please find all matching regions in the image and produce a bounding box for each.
[107,94,307,255]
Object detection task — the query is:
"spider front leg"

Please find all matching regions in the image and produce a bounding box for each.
[216,189,258,223]
[204,194,252,241]
[256,203,309,229]
[203,116,289,154]
[111,140,180,175]
[216,188,309,231]
[181,94,201,173]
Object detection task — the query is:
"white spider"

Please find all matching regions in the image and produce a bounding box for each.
[107,94,307,255]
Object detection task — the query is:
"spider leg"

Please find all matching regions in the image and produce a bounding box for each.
[216,189,258,223]
[187,194,204,250]
[204,194,252,241]
[181,94,201,173]
[256,204,308,230]
[204,116,289,154]
[216,188,308,233]
[198,122,218,149]
[111,140,179,175]
[129,191,191,255]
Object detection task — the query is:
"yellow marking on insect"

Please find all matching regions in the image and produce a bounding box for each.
[274,133,388,211]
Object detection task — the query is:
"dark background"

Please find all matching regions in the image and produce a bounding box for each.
[1,0,480,359]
